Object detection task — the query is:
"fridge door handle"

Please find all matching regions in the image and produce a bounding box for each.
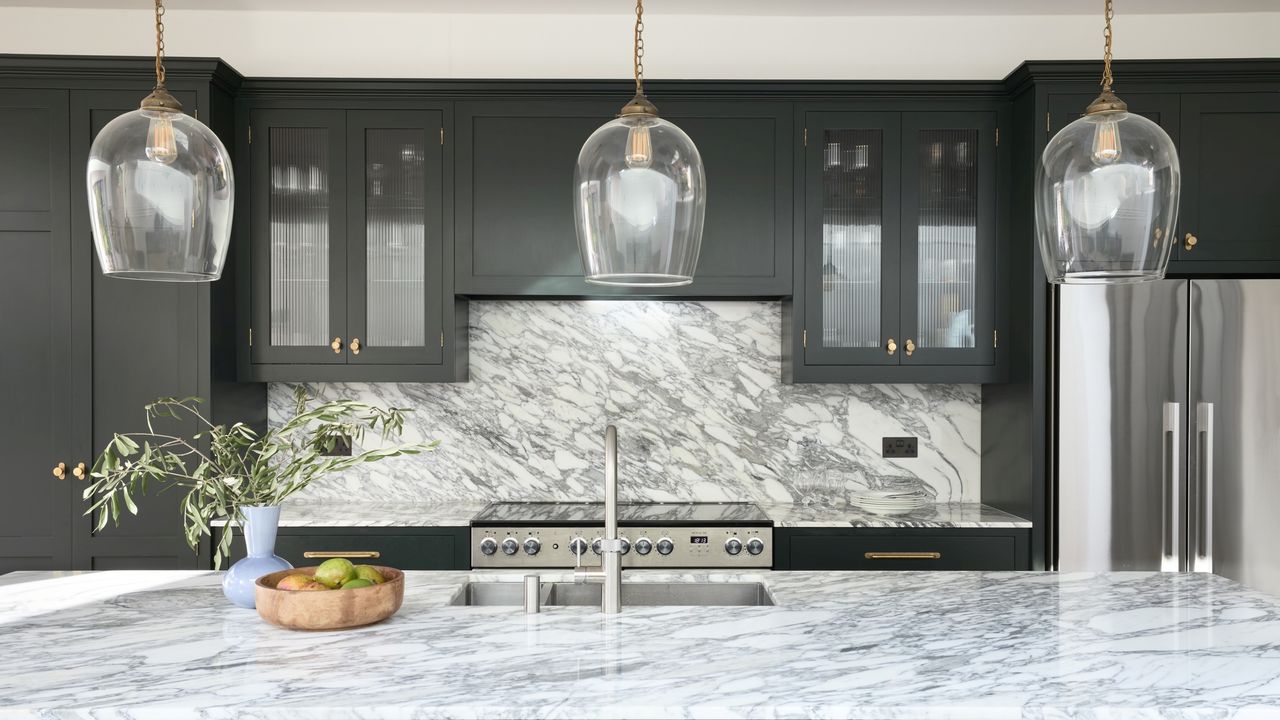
[1192,402,1215,573]
[1162,402,1182,572]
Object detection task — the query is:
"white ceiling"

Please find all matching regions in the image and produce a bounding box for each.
[1,0,1276,14]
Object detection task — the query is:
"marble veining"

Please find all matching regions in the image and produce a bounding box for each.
[471,501,772,525]
[271,301,981,506]
[3,570,1280,718]
[762,501,1031,528]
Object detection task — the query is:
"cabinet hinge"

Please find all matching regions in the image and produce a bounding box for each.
[1045,113,1050,133]
[802,329,807,349]
[993,329,998,348]
[440,127,444,146]
[440,332,445,348]
[995,127,999,146]
[248,125,252,144]
[803,128,807,146]
[249,327,253,347]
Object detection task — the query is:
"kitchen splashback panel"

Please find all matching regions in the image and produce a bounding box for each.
[270,301,980,504]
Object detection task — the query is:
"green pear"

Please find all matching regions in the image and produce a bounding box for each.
[341,578,374,590]
[276,574,317,591]
[313,558,357,589]
[353,565,385,584]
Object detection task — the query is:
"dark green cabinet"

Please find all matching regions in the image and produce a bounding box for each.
[455,100,793,296]
[773,528,1031,571]
[219,527,470,571]
[789,109,1003,383]
[1,60,265,574]
[1177,92,1280,267]
[0,88,73,571]
[242,106,463,382]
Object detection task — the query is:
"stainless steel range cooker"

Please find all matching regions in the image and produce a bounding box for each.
[469,501,773,569]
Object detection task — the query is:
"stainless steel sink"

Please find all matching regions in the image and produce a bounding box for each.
[451,581,775,607]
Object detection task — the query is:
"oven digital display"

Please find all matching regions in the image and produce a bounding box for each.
[690,535,709,544]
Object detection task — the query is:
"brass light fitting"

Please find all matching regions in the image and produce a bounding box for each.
[139,0,184,113]
[617,0,658,118]
[1084,0,1128,116]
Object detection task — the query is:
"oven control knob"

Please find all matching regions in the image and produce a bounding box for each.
[725,537,743,556]
[523,537,541,556]
[501,537,520,556]
[618,537,631,555]
[746,537,765,556]
[479,537,498,556]
[634,537,653,555]
[591,537,602,555]
[568,537,588,557]
[656,537,675,556]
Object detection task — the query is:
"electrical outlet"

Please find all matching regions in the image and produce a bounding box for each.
[882,436,918,458]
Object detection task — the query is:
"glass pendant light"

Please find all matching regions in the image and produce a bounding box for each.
[574,0,706,287]
[88,0,234,281]
[1035,0,1180,285]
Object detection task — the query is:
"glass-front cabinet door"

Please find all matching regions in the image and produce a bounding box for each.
[250,108,444,368]
[346,110,443,365]
[251,109,348,365]
[899,111,996,367]
[803,112,901,366]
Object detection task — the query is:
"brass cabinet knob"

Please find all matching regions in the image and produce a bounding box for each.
[52,462,66,480]
[350,338,361,355]
[72,462,86,480]
[905,339,916,357]
[886,338,897,356]
[330,337,343,354]
[1184,232,1198,251]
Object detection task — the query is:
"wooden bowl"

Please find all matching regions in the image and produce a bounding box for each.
[255,565,404,631]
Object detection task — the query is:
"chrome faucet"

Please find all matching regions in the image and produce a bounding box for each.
[574,425,623,614]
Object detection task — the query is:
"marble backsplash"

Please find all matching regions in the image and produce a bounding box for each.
[270,301,980,505]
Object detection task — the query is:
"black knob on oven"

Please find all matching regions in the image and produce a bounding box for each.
[656,537,674,556]
[634,537,653,555]
[725,537,743,556]
[523,537,541,556]
[568,537,588,556]
[479,537,498,556]
[501,537,519,556]
[746,537,765,556]
[591,537,602,555]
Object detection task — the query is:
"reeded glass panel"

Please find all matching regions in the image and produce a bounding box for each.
[366,129,426,347]
[269,127,329,347]
[821,129,882,348]
[916,129,977,349]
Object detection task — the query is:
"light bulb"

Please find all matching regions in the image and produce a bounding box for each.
[145,112,178,165]
[1091,116,1121,165]
[624,123,652,168]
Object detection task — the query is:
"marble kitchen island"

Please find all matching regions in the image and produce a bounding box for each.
[2,570,1278,719]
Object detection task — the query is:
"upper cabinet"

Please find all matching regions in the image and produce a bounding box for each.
[241,106,464,382]
[455,100,793,296]
[787,108,1004,383]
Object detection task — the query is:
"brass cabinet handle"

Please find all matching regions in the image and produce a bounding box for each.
[350,338,361,355]
[72,462,86,480]
[864,552,941,560]
[330,337,343,354]
[52,462,66,480]
[303,551,381,559]
[1184,232,1198,251]
[886,338,898,355]
[905,339,916,357]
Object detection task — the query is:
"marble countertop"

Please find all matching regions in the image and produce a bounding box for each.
[2,569,1278,718]
[234,500,1029,529]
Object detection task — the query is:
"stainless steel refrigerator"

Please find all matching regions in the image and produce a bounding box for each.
[1056,279,1280,596]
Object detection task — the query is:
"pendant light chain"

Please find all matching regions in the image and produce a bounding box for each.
[153,0,166,87]
[1100,0,1114,93]
[633,0,645,98]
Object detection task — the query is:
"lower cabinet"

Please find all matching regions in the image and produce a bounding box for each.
[773,528,1030,571]
[219,527,471,571]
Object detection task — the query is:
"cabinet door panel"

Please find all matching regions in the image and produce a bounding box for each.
[803,112,901,365]
[789,534,1018,570]
[0,89,72,571]
[250,109,348,364]
[71,90,205,570]
[222,529,467,570]
[1179,92,1280,263]
[900,112,996,366]
[347,110,444,365]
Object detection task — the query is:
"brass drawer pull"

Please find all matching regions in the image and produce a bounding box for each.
[72,462,87,480]
[886,338,897,355]
[864,551,941,560]
[1184,232,1198,251]
[303,550,381,559]
[330,337,343,354]
[350,338,361,355]
[52,462,66,480]
[904,339,916,357]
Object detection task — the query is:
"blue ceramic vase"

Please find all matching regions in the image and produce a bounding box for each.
[222,505,292,609]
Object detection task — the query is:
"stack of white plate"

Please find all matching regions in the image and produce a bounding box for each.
[848,488,931,515]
